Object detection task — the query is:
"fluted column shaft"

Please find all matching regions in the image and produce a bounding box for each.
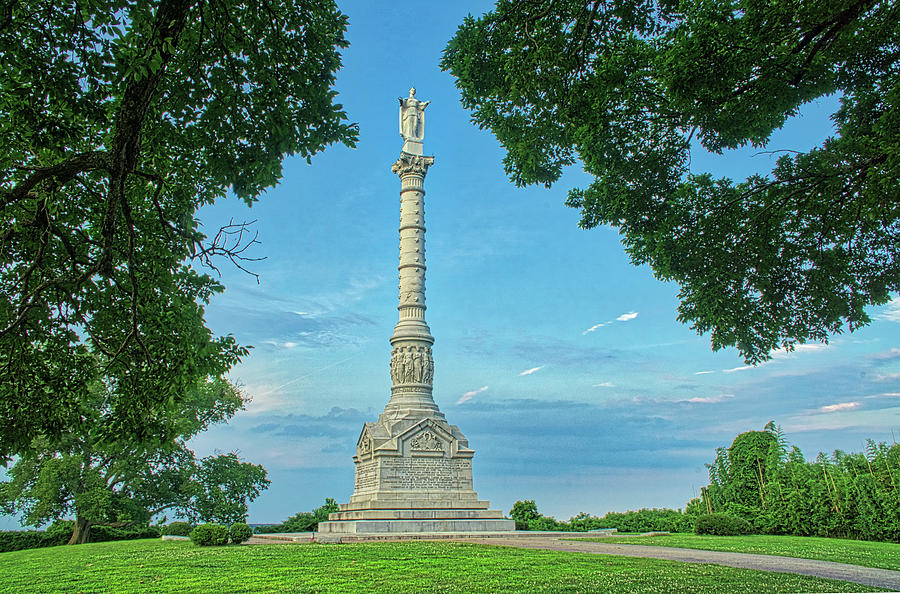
[383,152,442,421]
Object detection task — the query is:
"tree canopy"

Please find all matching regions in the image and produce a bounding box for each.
[0,0,357,456]
[442,0,899,363]
[0,377,269,544]
[703,423,900,540]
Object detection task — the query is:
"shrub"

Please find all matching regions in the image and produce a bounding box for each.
[695,513,753,536]
[0,522,163,552]
[162,522,194,537]
[91,524,161,542]
[0,530,67,553]
[510,500,543,531]
[190,523,229,546]
[570,508,690,533]
[229,523,253,544]
[529,516,565,531]
[45,520,75,539]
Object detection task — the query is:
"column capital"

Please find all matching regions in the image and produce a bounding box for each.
[392,152,435,179]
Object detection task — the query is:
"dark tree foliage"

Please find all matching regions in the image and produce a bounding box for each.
[694,513,753,535]
[510,500,696,532]
[704,423,900,541]
[253,498,339,533]
[510,499,541,528]
[0,378,269,544]
[0,0,358,456]
[443,0,899,363]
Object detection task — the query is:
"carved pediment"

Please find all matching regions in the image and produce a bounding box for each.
[394,418,456,455]
[409,430,443,451]
[357,427,373,455]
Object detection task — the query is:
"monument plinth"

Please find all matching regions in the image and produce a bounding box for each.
[317,89,514,536]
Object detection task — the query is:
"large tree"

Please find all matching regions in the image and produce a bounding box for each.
[442,0,899,363]
[0,377,269,544]
[0,0,358,456]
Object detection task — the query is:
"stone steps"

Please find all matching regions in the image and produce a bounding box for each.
[317,518,515,535]
[329,508,505,521]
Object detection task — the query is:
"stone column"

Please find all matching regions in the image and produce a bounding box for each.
[314,89,514,538]
[381,152,443,422]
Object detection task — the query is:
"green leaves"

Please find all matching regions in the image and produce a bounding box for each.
[0,377,268,542]
[443,0,900,363]
[703,425,900,540]
[1,0,356,455]
[186,452,269,525]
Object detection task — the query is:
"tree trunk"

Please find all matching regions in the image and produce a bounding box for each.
[67,517,92,545]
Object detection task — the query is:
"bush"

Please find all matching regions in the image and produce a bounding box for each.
[529,516,566,531]
[579,508,690,533]
[45,520,75,538]
[190,523,229,546]
[44,520,160,543]
[695,513,753,536]
[162,522,194,537]
[0,522,162,553]
[229,523,253,544]
[91,524,161,542]
[0,530,67,553]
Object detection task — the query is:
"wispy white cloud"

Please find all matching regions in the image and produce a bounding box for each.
[694,370,715,375]
[819,401,861,412]
[770,343,829,358]
[242,355,357,413]
[583,311,637,334]
[457,386,488,405]
[723,365,754,374]
[593,382,615,388]
[519,366,543,376]
[871,348,900,360]
[873,373,900,382]
[681,394,735,404]
[876,296,900,322]
[865,392,900,399]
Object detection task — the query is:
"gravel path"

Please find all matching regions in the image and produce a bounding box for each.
[458,536,900,591]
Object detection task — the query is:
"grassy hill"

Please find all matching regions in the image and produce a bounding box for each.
[0,538,886,593]
[573,534,900,570]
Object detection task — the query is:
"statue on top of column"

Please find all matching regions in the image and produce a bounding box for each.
[399,87,429,152]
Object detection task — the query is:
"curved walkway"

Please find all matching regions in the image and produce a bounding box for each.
[457,536,900,591]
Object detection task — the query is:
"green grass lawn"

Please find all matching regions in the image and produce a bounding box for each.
[0,539,886,593]
[571,534,900,570]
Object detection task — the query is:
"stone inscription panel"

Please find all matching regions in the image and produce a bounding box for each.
[381,457,471,491]
[355,460,377,491]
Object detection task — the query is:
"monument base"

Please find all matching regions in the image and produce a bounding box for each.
[317,414,514,536]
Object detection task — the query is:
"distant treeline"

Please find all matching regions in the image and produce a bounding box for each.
[253,498,339,534]
[701,422,900,542]
[512,423,900,542]
[509,500,695,533]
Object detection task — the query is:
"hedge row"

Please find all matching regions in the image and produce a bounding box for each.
[0,523,162,553]
[0,531,67,553]
[189,523,252,546]
[694,513,753,536]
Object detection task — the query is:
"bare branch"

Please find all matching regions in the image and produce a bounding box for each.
[192,219,265,282]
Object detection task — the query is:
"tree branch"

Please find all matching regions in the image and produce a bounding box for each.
[3,151,108,208]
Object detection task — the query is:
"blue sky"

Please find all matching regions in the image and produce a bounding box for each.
[3,1,898,531]
[180,0,900,523]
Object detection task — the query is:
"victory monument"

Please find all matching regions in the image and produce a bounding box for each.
[316,89,514,537]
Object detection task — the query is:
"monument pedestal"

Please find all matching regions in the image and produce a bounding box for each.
[318,416,513,535]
